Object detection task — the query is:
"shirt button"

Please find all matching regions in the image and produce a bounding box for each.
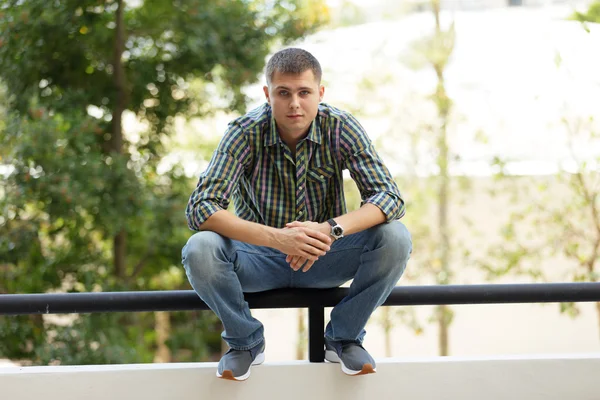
[298,210,304,215]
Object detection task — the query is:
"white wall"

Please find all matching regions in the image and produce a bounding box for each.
[2,354,599,400]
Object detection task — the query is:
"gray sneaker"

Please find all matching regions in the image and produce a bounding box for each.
[217,340,265,381]
[324,338,376,375]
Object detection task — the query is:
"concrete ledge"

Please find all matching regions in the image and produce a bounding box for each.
[2,354,599,400]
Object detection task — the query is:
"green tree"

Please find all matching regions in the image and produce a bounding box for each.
[330,2,460,354]
[430,0,454,356]
[481,6,600,339]
[341,76,426,357]
[403,0,456,356]
[481,118,600,339]
[0,0,328,365]
[572,1,600,25]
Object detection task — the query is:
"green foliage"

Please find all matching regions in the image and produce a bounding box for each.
[0,0,328,365]
[336,8,461,353]
[0,0,328,136]
[481,118,600,327]
[571,1,600,24]
[36,314,151,365]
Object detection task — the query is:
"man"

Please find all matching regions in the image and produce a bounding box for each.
[182,48,412,381]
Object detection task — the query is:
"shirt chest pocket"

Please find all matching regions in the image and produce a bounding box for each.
[306,163,336,184]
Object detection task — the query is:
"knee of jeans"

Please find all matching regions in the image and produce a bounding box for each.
[181,231,228,281]
[375,221,412,263]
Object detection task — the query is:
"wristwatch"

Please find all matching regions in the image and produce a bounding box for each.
[327,218,344,240]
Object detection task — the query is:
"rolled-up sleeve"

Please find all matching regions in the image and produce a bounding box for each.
[185,123,251,231]
[340,114,405,222]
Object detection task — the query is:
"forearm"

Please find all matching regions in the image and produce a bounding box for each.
[199,210,279,248]
[314,203,387,237]
[333,203,386,235]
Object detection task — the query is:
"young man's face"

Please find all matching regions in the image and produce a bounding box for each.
[263,69,325,144]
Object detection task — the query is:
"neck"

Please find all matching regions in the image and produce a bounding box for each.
[276,125,307,155]
[282,137,297,158]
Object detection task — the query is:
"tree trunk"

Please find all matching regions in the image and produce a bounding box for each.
[111,0,127,278]
[113,230,126,278]
[437,123,450,356]
[596,302,600,342]
[438,305,449,356]
[111,0,125,156]
[154,311,172,363]
[437,118,450,357]
[382,307,392,357]
[296,309,306,360]
[432,0,452,357]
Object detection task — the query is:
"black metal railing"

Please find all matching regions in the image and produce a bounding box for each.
[2,282,600,362]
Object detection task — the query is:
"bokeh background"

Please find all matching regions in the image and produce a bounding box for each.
[1,0,599,366]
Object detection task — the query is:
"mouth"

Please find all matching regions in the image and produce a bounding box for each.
[287,114,303,119]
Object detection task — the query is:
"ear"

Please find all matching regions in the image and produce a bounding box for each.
[319,85,325,102]
[263,86,270,104]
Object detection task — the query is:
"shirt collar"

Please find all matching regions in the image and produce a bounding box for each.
[264,109,280,147]
[263,105,322,147]
[306,118,322,145]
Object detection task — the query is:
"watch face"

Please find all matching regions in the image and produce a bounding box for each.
[333,226,343,236]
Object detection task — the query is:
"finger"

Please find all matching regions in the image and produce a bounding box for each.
[290,255,300,267]
[286,221,303,228]
[289,254,302,264]
[296,256,307,269]
[291,256,306,271]
[306,237,330,253]
[287,255,298,268]
[301,244,325,258]
[294,258,306,271]
[299,248,319,261]
[301,239,329,257]
[302,260,315,273]
[302,228,332,245]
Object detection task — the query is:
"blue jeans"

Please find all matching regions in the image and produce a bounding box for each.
[181,221,412,351]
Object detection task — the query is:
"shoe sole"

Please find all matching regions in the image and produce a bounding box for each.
[216,352,265,381]
[325,350,377,376]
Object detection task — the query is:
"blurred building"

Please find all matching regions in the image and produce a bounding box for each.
[328,0,596,24]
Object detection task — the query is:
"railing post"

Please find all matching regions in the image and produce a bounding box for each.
[308,306,325,362]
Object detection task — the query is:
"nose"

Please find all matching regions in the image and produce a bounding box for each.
[289,94,300,109]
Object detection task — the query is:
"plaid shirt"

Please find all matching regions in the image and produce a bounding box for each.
[186,102,405,230]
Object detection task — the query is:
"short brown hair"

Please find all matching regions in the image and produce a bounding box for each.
[265,48,322,86]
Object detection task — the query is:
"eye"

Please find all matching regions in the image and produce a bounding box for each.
[279,90,289,96]
[300,91,310,96]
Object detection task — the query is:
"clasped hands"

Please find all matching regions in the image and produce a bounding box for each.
[278,220,333,273]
